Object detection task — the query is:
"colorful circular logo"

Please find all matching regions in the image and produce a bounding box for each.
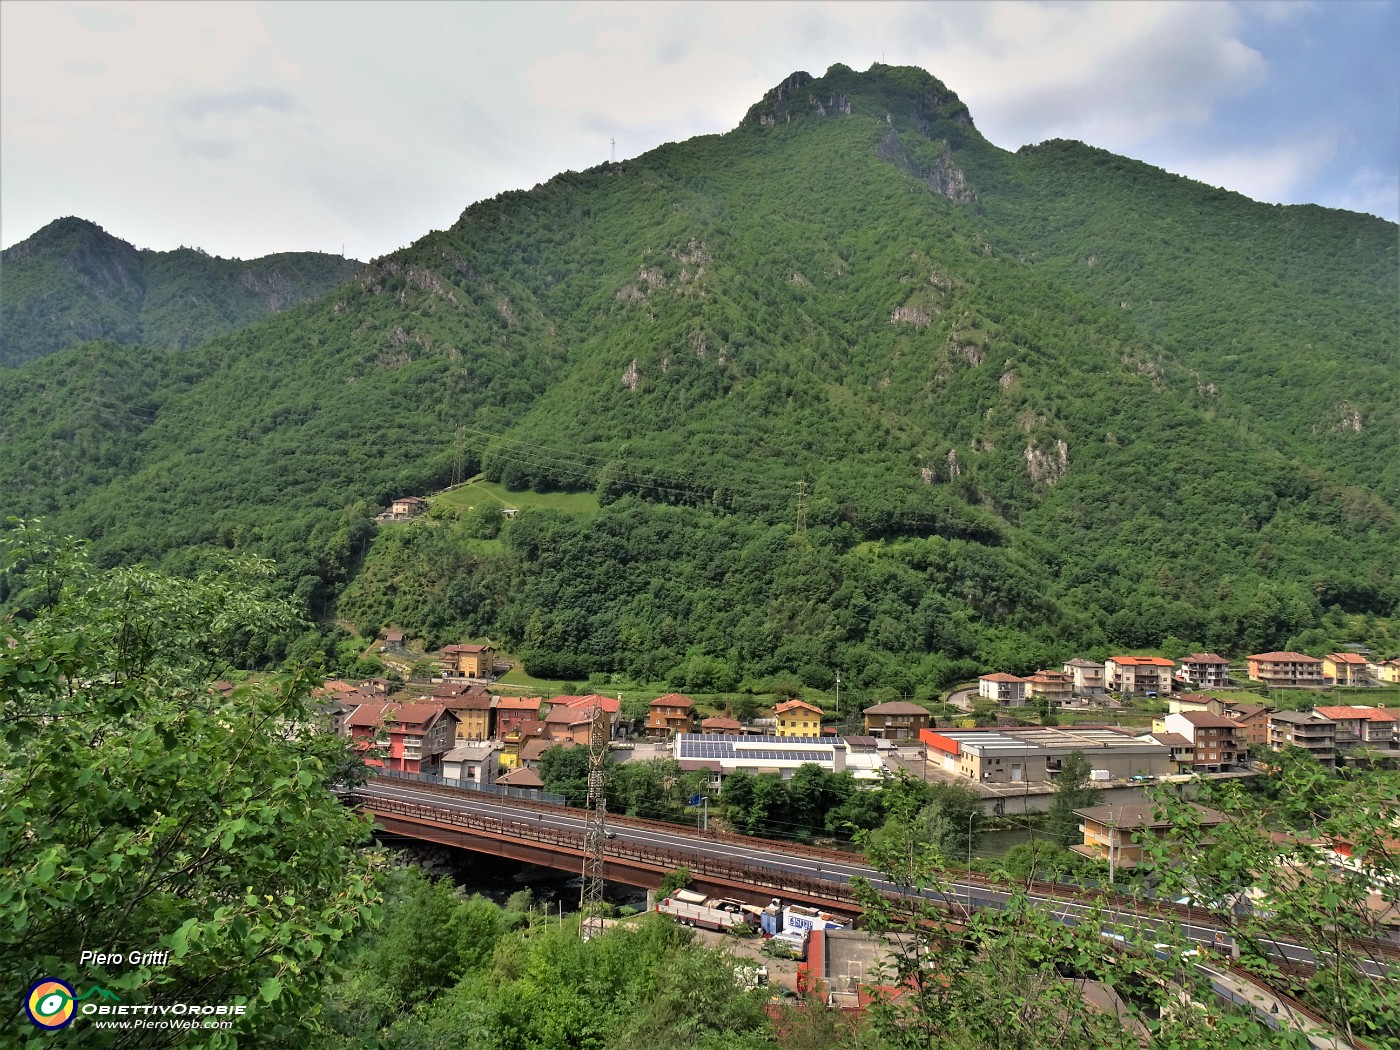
[26,978,76,1030]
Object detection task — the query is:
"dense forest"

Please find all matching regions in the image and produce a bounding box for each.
[0,216,363,366]
[0,63,1395,684]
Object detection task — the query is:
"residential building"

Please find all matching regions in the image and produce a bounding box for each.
[380,628,405,652]
[1178,653,1230,689]
[1162,711,1240,772]
[522,736,573,769]
[441,642,495,679]
[1323,653,1372,688]
[493,696,543,738]
[346,703,457,774]
[674,733,885,789]
[441,692,492,742]
[1315,706,1399,751]
[442,742,502,786]
[1072,802,1227,870]
[1104,656,1174,696]
[1063,659,1105,696]
[1025,670,1074,706]
[379,496,428,521]
[499,719,547,770]
[978,673,1027,707]
[919,725,1173,785]
[1227,703,1274,755]
[1143,732,1195,772]
[1374,658,1400,685]
[862,700,930,740]
[1247,651,1323,690]
[1168,694,1228,716]
[700,716,744,736]
[541,694,618,744]
[496,766,545,789]
[647,693,696,738]
[774,699,824,737]
[1268,710,1337,767]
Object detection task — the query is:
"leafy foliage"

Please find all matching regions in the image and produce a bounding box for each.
[0,525,382,1047]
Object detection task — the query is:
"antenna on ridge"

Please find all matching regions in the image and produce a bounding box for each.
[610,137,616,163]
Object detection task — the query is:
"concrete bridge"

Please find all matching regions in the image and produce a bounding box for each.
[355,776,1396,1048]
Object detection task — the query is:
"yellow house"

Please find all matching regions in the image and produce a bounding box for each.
[442,642,495,678]
[1377,659,1400,684]
[1323,653,1370,687]
[773,699,824,738]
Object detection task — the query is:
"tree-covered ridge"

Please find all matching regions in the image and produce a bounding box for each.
[0,63,1395,680]
[0,216,364,366]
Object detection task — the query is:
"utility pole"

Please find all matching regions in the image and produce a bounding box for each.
[610,137,616,163]
[579,704,609,940]
[795,479,808,534]
[450,426,468,488]
[834,671,840,716]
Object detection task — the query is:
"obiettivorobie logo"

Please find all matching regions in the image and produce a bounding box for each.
[24,979,120,1030]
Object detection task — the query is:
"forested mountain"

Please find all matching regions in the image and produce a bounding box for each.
[0,216,363,365]
[1,64,1395,690]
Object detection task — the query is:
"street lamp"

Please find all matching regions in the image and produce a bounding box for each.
[967,810,975,869]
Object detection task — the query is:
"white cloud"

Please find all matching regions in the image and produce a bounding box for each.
[1163,137,1338,205]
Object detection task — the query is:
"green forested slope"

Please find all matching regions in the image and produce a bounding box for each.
[1,64,1395,684]
[0,216,363,365]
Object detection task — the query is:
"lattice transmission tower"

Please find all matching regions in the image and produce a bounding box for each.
[578,703,610,940]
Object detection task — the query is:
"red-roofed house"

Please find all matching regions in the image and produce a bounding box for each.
[1105,656,1174,696]
[1178,653,1230,689]
[1316,706,1399,751]
[1323,653,1372,688]
[700,716,744,736]
[493,696,543,738]
[977,673,1027,707]
[1247,652,1323,690]
[542,695,617,743]
[441,642,496,679]
[774,699,824,738]
[1025,670,1074,706]
[647,693,695,737]
[346,703,458,774]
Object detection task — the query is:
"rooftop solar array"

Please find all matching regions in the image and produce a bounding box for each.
[676,735,837,764]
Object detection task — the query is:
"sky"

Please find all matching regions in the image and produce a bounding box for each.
[2,0,1396,261]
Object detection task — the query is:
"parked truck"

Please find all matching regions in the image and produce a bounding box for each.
[656,895,757,932]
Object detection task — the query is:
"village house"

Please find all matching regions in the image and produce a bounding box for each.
[540,695,619,744]
[1177,653,1230,689]
[493,696,543,738]
[862,700,931,740]
[1373,658,1400,684]
[1161,711,1240,772]
[977,673,1027,707]
[1104,655,1174,696]
[1322,652,1372,688]
[522,736,573,770]
[773,699,824,737]
[700,716,744,736]
[1247,651,1324,689]
[499,719,547,770]
[1315,706,1399,751]
[1025,669,1074,706]
[1227,702,1274,756]
[1072,802,1227,871]
[346,702,458,774]
[1142,731,1195,772]
[1063,659,1106,696]
[439,692,493,742]
[441,642,496,679]
[496,766,546,790]
[646,693,696,738]
[442,742,502,786]
[378,496,429,521]
[1268,710,1338,768]
[379,628,405,652]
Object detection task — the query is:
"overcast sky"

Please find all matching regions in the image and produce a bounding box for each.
[2,1,1396,261]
